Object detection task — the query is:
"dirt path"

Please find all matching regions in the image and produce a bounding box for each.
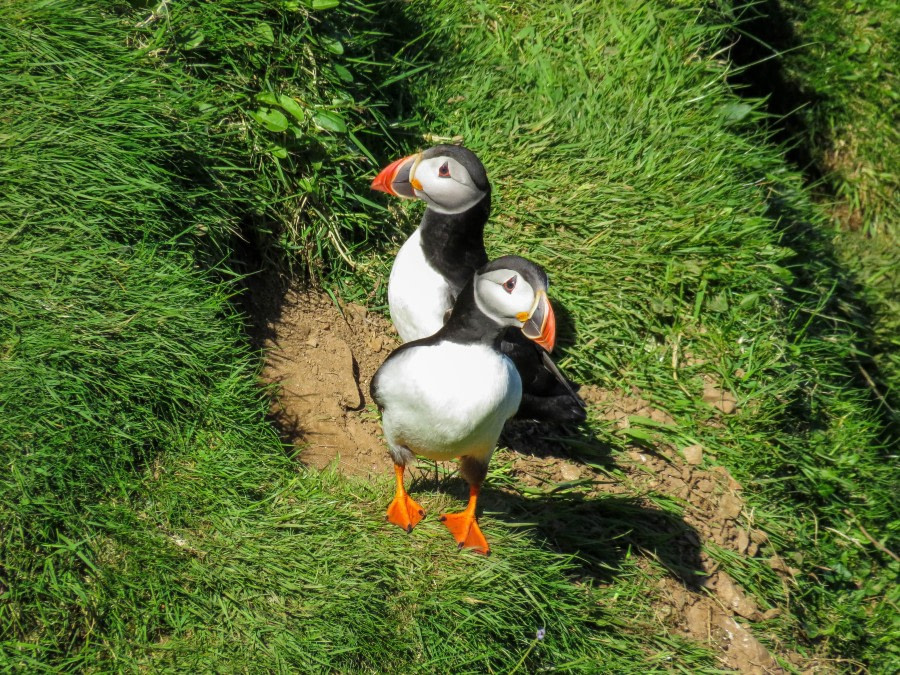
[258,290,813,674]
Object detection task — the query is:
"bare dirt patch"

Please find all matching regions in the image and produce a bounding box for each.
[256,289,808,674]
[261,290,398,477]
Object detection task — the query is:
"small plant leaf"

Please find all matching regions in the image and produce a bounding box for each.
[309,0,340,9]
[312,111,347,133]
[627,415,674,429]
[320,37,344,55]
[707,292,729,313]
[276,95,306,122]
[333,64,353,82]
[256,92,279,106]
[620,427,654,441]
[254,23,275,46]
[182,31,204,50]
[720,102,753,123]
[514,26,535,41]
[248,108,289,132]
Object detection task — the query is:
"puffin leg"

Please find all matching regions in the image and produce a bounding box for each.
[440,458,490,554]
[440,484,490,554]
[386,463,425,533]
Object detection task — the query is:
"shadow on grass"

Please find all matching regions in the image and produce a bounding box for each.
[727,1,822,177]
[409,468,706,590]
[726,2,898,429]
[768,193,899,435]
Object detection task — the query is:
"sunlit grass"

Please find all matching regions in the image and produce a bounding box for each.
[373,0,899,666]
[1,0,896,671]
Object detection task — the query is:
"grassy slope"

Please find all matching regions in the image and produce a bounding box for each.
[1,0,896,671]
[374,0,898,667]
[780,0,899,407]
[0,2,709,671]
[729,0,899,438]
[768,0,897,236]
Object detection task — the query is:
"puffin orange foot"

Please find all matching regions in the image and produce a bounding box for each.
[386,493,425,533]
[440,511,490,555]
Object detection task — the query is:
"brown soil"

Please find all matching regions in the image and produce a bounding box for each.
[261,290,398,476]
[257,289,813,674]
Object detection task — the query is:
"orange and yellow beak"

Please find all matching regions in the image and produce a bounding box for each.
[518,290,556,353]
[371,153,421,199]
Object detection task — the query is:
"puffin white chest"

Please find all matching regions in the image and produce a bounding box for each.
[388,229,454,342]
[377,342,522,462]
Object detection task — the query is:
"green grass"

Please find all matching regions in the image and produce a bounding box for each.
[736,0,898,238]
[369,0,899,666]
[726,0,899,441]
[1,0,897,671]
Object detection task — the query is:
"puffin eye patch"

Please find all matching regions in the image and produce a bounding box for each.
[501,276,517,293]
[438,161,450,178]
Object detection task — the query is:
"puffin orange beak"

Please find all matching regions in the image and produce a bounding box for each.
[371,153,420,199]
[519,290,556,353]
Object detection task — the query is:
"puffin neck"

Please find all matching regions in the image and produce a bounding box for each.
[418,190,490,294]
[437,282,507,348]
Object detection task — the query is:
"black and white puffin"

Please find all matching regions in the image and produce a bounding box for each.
[371,256,557,554]
[371,145,586,423]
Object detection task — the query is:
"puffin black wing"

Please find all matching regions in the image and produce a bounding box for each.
[500,331,587,423]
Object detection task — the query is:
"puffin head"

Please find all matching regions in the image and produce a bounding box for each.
[371,145,489,215]
[473,256,556,352]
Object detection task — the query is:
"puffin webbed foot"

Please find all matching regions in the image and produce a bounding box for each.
[440,511,490,555]
[387,463,425,533]
[387,492,425,533]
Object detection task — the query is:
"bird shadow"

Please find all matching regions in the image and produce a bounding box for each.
[408,467,706,590]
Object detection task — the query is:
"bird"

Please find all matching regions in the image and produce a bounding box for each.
[370,255,558,554]
[371,145,586,423]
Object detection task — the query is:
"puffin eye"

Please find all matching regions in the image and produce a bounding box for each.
[502,276,517,294]
[437,161,450,178]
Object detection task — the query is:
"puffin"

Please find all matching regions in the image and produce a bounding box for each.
[370,256,557,554]
[371,145,586,423]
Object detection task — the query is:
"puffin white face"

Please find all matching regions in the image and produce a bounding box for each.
[475,268,537,323]
[371,145,489,215]
[408,155,485,214]
[474,263,557,352]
